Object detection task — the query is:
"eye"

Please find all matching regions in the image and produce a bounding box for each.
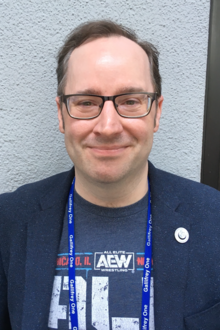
[80,101,94,107]
[119,97,141,107]
[124,99,139,105]
[75,98,100,108]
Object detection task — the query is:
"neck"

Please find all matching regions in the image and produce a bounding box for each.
[74,162,149,207]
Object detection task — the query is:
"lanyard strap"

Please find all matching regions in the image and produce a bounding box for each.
[68,178,152,330]
[141,177,152,330]
[68,178,78,330]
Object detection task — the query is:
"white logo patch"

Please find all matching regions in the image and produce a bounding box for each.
[94,251,134,272]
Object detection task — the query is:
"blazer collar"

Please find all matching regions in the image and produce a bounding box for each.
[22,167,75,329]
[148,161,181,211]
[149,162,191,329]
[40,167,75,210]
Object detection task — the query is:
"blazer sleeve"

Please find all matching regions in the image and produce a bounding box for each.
[0,250,11,330]
[0,194,12,330]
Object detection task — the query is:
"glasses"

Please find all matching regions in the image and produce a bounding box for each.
[60,92,157,119]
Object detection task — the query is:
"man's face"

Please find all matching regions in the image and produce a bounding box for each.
[56,36,163,185]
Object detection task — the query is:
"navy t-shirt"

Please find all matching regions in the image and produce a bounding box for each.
[48,189,154,330]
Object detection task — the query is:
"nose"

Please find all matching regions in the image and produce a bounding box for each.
[93,100,123,137]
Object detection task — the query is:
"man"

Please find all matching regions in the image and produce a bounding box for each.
[0,20,220,330]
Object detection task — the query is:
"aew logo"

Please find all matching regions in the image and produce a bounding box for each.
[94,251,134,272]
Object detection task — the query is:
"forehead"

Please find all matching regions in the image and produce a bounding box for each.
[66,36,153,94]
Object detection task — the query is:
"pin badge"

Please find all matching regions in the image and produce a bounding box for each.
[174,227,189,243]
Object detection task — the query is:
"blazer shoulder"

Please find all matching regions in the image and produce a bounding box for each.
[149,162,220,217]
[0,168,74,225]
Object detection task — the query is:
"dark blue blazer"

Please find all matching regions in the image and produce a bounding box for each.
[1,163,220,330]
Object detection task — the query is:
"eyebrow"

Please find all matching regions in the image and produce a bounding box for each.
[75,87,147,95]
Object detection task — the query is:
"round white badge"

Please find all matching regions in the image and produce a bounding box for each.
[174,227,189,243]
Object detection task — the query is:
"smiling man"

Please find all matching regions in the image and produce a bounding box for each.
[1,20,220,330]
[57,34,162,207]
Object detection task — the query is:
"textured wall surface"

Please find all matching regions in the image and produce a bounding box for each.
[0,0,210,193]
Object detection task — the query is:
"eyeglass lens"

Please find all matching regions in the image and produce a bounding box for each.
[67,94,152,118]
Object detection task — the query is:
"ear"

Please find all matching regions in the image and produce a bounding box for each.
[56,96,65,133]
[153,95,163,133]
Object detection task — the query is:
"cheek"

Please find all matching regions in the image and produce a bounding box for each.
[64,120,94,146]
[125,119,153,144]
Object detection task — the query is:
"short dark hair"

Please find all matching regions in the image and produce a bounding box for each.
[56,20,162,97]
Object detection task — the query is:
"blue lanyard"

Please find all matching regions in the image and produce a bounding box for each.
[141,177,152,330]
[68,178,78,330]
[68,178,152,330]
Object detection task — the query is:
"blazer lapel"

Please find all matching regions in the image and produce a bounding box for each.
[149,163,191,329]
[21,168,74,330]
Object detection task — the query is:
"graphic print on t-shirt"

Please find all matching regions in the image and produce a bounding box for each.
[48,252,154,330]
[48,189,155,330]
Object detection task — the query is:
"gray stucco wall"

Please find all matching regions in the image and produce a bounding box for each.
[0,0,210,194]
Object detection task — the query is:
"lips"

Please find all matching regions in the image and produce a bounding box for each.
[89,145,128,150]
[87,145,129,156]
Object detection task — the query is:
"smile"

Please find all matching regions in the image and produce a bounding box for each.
[88,146,129,156]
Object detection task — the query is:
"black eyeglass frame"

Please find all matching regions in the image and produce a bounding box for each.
[60,92,158,120]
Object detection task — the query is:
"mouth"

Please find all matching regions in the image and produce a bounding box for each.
[88,145,129,156]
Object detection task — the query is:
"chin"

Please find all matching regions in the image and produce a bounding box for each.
[87,164,130,184]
